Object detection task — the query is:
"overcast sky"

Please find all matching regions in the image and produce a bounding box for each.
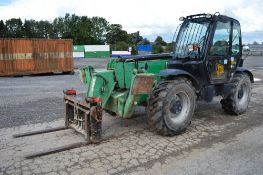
[0,0,262,44]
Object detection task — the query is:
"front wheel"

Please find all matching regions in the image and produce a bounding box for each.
[147,77,196,136]
[221,73,252,115]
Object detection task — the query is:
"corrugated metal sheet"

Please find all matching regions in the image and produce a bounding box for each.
[73,52,84,58]
[0,38,73,76]
[84,45,110,52]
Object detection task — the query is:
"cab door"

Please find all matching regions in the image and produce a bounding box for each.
[206,20,232,84]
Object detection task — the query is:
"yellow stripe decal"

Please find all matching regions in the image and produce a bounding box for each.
[0,52,72,61]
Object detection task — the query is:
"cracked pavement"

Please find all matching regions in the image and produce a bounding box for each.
[0,57,263,175]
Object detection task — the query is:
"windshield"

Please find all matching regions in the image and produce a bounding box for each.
[174,19,210,59]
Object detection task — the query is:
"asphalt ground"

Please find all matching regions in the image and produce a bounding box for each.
[0,56,263,175]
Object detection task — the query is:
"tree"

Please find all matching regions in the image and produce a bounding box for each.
[1,14,151,48]
[35,20,54,38]
[165,42,174,53]
[5,18,24,38]
[74,16,94,44]
[23,20,37,38]
[52,14,95,44]
[106,24,128,44]
[152,45,164,54]
[127,31,143,45]
[0,20,7,38]
[90,17,109,44]
[53,17,65,38]
[155,36,167,46]
[112,41,128,51]
[152,36,167,53]
[63,14,79,39]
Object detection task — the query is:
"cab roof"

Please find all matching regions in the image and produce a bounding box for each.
[182,13,240,25]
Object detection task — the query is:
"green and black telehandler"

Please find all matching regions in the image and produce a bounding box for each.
[15,13,253,158]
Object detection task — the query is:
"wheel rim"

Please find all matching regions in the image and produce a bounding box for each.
[168,91,190,124]
[237,81,249,106]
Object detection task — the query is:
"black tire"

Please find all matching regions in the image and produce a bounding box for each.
[147,77,196,136]
[220,73,251,115]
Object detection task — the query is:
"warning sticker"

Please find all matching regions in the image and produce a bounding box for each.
[216,64,224,76]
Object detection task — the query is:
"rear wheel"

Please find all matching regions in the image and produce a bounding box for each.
[220,73,251,115]
[147,77,196,136]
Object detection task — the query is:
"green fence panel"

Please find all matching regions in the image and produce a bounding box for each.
[73,45,85,52]
[84,51,110,58]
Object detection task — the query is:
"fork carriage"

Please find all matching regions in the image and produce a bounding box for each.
[64,94,102,143]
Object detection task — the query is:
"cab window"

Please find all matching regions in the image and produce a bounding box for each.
[209,21,231,56]
[232,22,241,56]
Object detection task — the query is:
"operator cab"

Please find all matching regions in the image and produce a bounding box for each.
[168,13,242,85]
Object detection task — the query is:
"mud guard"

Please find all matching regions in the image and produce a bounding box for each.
[159,69,201,90]
[236,67,254,83]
